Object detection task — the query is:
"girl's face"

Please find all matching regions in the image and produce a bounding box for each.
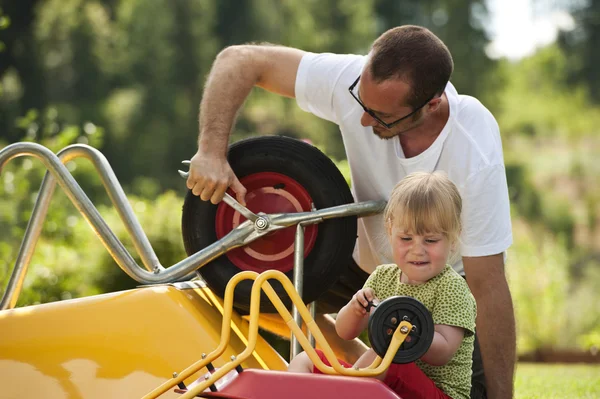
[389,225,453,285]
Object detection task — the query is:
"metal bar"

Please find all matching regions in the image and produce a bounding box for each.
[269,200,386,227]
[222,193,259,222]
[65,145,162,272]
[308,301,316,348]
[0,171,58,310]
[0,142,258,289]
[290,223,305,359]
[143,270,257,399]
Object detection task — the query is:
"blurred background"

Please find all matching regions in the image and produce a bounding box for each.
[0,0,599,383]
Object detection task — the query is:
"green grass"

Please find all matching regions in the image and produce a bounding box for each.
[515,363,600,398]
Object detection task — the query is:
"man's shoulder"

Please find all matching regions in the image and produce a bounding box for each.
[299,52,366,79]
[453,93,498,129]
[442,87,504,170]
[295,52,366,123]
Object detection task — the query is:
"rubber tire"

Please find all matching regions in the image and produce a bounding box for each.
[181,136,357,313]
[368,296,435,364]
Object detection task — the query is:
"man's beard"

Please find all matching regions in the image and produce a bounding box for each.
[372,127,397,140]
[372,116,422,140]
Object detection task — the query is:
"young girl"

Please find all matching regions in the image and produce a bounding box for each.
[288,171,476,399]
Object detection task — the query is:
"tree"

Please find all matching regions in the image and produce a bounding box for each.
[555,0,600,103]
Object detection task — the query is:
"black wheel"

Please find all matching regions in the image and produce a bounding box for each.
[368,296,434,364]
[182,136,357,313]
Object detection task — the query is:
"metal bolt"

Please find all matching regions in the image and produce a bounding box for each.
[390,317,398,324]
[201,353,207,359]
[231,355,237,361]
[204,375,210,380]
[173,372,178,378]
[400,326,409,334]
[403,315,410,321]
[255,218,268,230]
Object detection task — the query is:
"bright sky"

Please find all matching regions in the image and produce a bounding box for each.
[485,0,576,60]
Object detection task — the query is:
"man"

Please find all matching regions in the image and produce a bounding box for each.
[186,25,515,399]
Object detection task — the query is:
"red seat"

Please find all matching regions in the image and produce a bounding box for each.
[180,368,402,399]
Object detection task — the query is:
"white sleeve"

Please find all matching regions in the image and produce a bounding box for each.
[295,52,363,124]
[460,164,513,257]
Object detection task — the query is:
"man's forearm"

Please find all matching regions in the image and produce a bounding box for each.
[198,46,261,155]
[475,277,516,398]
[464,254,516,399]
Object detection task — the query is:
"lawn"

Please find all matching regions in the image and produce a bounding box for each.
[515,363,600,398]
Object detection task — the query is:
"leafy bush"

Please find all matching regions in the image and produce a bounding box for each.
[508,219,600,353]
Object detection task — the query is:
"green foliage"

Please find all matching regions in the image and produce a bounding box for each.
[556,0,600,104]
[1,119,187,306]
[0,8,9,53]
[497,45,600,139]
[505,160,576,250]
[1,119,107,305]
[7,188,188,307]
[333,158,351,187]
[508,220,600,353]
[88,191,188,294]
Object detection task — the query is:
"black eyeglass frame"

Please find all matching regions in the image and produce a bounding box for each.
[348,76,437,129]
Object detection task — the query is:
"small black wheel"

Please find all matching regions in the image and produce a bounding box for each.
[181,136,357,313]
[368,296,434,364]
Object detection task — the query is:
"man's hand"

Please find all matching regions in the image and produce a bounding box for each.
[186,150,247,205]
[350,288,379,317]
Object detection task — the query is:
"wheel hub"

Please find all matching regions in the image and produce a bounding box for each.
[215,172,318,273]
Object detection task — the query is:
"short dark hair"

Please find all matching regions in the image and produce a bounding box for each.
[368,26,453,109]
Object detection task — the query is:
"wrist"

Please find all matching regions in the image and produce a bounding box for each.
[197,136,228,158]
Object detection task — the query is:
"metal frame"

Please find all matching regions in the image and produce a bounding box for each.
[0,142,385,318]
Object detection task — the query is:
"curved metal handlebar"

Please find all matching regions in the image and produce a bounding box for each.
[144,269,412,399]
[0,142,386,309]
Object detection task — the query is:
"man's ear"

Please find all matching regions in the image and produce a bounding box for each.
[427,97,443,113]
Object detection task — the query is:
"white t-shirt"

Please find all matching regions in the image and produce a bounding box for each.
[295,52,512,275]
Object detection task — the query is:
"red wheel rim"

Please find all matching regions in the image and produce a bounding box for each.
[215,172,318,273]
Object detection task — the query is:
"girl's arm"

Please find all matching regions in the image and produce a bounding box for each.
[419,324,465,366]
[335,288,377,340]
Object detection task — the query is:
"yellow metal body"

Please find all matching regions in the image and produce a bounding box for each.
[0,282,286,399]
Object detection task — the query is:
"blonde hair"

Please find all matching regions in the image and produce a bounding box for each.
[384,171,462,243]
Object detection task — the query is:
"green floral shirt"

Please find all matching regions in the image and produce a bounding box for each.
[364,264,476,399]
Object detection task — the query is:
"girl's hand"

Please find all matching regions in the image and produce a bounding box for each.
[350,288,379,317]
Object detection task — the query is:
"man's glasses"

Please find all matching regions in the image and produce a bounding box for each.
[348,76,435,129]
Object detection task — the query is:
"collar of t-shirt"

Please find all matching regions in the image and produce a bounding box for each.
[393,82,459,175]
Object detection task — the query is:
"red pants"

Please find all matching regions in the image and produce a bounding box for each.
[312,349,451,399]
